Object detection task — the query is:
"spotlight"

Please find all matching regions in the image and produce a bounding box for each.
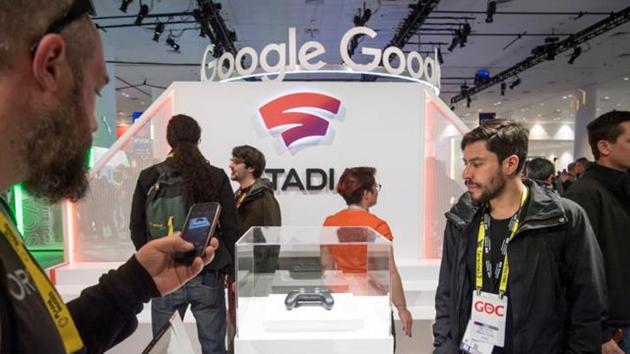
[166,37,180,52]
[448,32,459,52]
[458,23,471,48]
[120,0,133,13]
[437,47,444,64]
[509,77,521,90]
[501,82,506,96]
[212,44,223,58]
[486,0,497,23]
[152,22,164,42]
[135,4,149,26]
[466,96,472,108]
[568,46,582,64]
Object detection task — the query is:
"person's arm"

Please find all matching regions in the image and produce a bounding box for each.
[432,222,460,353]
[563,188,616,347]
[562,203,609,354]
[262,191,281,226]
[218,172,239,277]
[68,236,217,354]
[129,170,150,251]
[390,249,412,337]
[375,221,412,337]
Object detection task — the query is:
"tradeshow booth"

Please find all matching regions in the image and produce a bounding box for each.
[51,39,469,351]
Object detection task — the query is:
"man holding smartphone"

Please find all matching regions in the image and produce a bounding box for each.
[0,1,217,353]
[130,115,239,354]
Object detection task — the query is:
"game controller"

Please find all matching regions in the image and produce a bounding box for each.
[284,288,334,311]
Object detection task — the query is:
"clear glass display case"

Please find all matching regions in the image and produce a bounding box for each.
[235,226,393,354]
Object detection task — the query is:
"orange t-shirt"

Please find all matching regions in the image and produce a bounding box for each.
[323,209,393,273]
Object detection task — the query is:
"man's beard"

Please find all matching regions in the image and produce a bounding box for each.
[468,173,507,204]
[21,85,91,203]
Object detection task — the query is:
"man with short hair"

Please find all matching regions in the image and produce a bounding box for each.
[229,145,281,241]
[565,111,630,354]
[0,1,216,353]
[433,119,606,353]
[525,157,555,187]
[575,157,591,179]
[226,145,281,352]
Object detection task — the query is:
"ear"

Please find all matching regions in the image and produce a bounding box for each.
[502,154,521,176]
[31,34,69,93]
[597,140,611,158]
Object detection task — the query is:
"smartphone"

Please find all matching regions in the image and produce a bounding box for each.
[175,202,221,264]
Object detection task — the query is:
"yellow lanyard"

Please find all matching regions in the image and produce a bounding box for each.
[0,212,84,353]
[475,187,528,296]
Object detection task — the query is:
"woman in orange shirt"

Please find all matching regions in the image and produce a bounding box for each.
[323,167,413,338]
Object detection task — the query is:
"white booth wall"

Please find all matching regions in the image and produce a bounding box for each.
[70,81,467,263]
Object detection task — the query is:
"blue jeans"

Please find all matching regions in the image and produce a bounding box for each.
[151,271,226,354]
[622,326,630,354]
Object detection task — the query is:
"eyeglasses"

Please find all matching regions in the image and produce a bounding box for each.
[375,183,382,192]
[30,0,96,54]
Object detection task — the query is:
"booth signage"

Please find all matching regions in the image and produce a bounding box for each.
[258,92,342,149]
[201,26,441,87]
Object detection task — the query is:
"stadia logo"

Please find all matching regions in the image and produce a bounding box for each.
[258,92,342,149]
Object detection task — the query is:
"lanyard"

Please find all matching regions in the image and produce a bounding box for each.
[475,187,528,296]
[0,211,84,353]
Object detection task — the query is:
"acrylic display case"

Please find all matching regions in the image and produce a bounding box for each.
[234,226,393,354]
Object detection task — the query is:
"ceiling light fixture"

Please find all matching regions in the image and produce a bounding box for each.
[486,0,497,23]
[509,77,521,90]
[134,4,149,26]
[568,46,582,64]
[120,0,133,13]
[152,22,164,42]
[166,36,180,52]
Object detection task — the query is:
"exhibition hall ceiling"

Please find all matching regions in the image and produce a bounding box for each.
[95,0,630,125]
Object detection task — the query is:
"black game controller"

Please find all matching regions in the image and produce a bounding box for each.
[284,288,334,311]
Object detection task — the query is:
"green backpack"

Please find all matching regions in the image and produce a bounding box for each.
[145,163,188,240]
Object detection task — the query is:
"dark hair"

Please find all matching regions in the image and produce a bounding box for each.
[336,167,376,205]
[587,111,630,160]
[232,145,266,179]
[461,119,529,174]
[166,114,215,203]
[526,158,555,181]
[0,1,94,73]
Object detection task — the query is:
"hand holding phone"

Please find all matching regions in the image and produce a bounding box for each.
[175,202,221,264]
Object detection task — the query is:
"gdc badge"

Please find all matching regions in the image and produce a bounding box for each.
[460,291,508,354]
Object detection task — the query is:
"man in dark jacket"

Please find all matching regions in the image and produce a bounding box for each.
[227,145,281,352]
[130,115,239,354]
[433,119,606,354]
[0,2,217,353]
[565,110,630,354]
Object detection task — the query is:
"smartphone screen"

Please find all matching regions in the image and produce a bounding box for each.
[175,202,221,263]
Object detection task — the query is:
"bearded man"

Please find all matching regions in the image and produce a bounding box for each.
[432,119,607,354]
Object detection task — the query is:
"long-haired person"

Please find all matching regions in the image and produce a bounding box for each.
[130,114,238,354]
[323,167,413,346]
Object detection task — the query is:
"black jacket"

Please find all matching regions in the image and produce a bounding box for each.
[433,180,607,354]
[130,161,239,276]
[565,163,630,340]
[236,178,281,238]
[1,198,158,354]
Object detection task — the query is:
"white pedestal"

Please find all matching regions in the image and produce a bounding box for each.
[235,294,393,354]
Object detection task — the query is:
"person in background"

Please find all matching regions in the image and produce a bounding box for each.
[226,145,281,353]
[565,111,630,354]
[0,1,216,353]
[433,119,606,353]
[322,167,413,345]
[575,157,591,179]
[525,157,555,189]
[130,114,238,354]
